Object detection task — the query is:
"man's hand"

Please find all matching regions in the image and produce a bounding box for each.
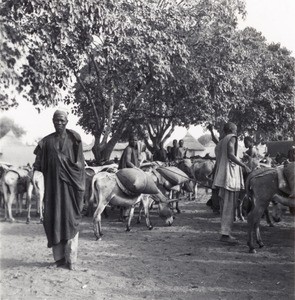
[243,165,251,173]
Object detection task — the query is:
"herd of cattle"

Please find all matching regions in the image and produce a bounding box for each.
[0,154,294,253]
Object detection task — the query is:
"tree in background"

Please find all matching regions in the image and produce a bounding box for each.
[1,0,294,163]
[186,1,294,139]
[1,0,195,162]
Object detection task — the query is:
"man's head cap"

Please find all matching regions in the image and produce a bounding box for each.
[53,108,69,119]
[223,122,237,134]
[129,133,138,141]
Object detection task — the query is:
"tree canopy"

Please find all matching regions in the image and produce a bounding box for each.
[1,0,294,162]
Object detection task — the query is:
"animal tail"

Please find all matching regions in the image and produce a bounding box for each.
[89,176,98,207]
[245,174,254,214]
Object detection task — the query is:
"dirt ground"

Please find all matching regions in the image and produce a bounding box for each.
[0,188,294,300]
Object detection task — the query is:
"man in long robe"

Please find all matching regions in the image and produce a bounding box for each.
[33,109,85,270]
[212,122,251,244]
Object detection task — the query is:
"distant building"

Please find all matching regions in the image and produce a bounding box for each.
[166,132,205,157]
[83,141,128,161]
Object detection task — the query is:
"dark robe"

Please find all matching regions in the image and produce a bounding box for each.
[33,129,85,248]
[153,148,167,162]
[118,146,139,169]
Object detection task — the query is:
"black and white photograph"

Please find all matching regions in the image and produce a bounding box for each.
[0,0,294,299]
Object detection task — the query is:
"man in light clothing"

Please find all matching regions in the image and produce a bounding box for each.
[212,122,251,244]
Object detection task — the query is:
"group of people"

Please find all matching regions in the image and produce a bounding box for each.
[153,139,187,162]
[32,109,291,270]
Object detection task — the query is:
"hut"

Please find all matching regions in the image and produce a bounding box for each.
[181,132,205,157]
[83,140,128,161]
[166,132,205,158]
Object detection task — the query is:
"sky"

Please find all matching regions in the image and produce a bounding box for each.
[1,0,294,145]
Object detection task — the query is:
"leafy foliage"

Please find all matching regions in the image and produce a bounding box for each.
[1,0,294,162]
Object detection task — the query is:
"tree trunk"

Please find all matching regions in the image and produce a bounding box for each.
[91,122,127,164]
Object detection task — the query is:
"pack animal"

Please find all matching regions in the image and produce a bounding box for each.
[246,163,294,253]
[1,167,31,222]
[90,171,173,240]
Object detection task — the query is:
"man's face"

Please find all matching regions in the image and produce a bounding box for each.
[244,140,250,148]
[179,140,184,147]
[129,137,138,148]
[53,115,68,134]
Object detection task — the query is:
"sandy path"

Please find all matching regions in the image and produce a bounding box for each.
[0,189,294,300]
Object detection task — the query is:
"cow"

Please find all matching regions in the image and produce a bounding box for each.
[246,163,294,253]
[1,166,31,222]
[90,171,173,240]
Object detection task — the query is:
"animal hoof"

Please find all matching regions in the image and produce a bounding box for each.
[148,225,153,230]
[176,210,181,214]
[126,228,131,232]
[9,218,15,223]
[249,248,256,254]
[39,219,43,224]
[258,242,264,248]
[26,218,30,224]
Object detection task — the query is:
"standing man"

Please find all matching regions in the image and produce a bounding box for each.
[170,139,180,161]
[33,109,85,270]
[244,136,259,159]
[178,139,187,159]
[212,122,251,244]
[118,134,140,169]
[153,142,168,162]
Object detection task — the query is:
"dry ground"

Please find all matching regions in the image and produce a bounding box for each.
[0,188,294,300]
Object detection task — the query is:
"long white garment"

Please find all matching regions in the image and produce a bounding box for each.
[219,189,238,236]
[52,232,79,263]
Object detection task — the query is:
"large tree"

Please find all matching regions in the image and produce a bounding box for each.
[186,1,294,139]
[1,0,196,162]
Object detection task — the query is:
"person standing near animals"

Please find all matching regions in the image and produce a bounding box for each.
[212,122,251,244]
[178,139,187,159]
[170,139,180,161]
[244,136,259,158]
[118,134,140,169]
[33,109,85,270]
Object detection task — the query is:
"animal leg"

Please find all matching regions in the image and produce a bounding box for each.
[194,183,198,201]
[26,183,33,224]
[264,207,274,227]
[7,185,17,222]
[93,204,107,241]
[126,206,135,232]
[15,193,23,216]
[255,221,264,248]
[7,194,15,222]
[137,201,143,224]
[236,198,245,222]
[142,196,153,230]
[175,191,181,214]
[247,209,256,253]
